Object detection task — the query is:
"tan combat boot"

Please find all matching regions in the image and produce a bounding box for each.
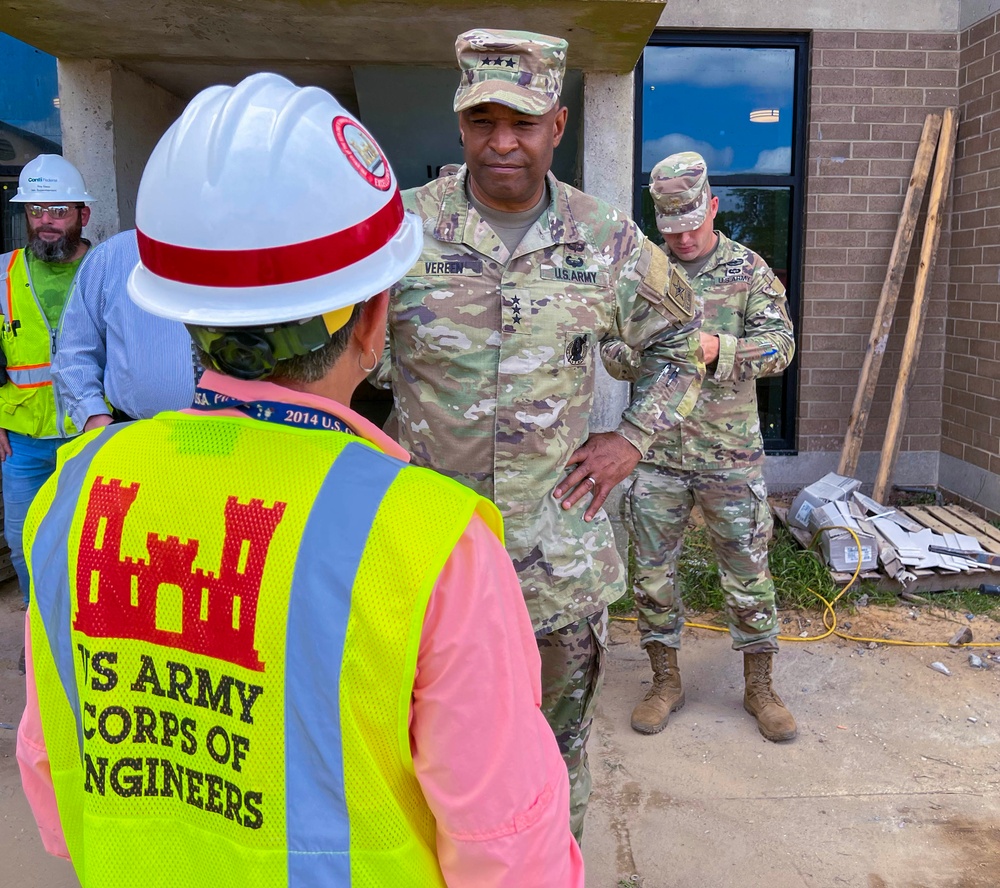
[630,642,685,734]
[743,652,797,741]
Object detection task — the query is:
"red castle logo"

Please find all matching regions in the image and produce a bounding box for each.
[73,476,287,672]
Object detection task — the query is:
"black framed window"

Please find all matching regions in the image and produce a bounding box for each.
[636,33,809,453]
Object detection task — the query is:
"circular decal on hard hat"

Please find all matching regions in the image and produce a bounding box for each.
[332,117,391,191]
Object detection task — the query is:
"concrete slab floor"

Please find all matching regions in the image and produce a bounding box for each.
[3,577,999,888]
[584,620,1000,888]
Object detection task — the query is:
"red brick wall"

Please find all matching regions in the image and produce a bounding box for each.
[802,31,958,455]
[945,15,1000,479]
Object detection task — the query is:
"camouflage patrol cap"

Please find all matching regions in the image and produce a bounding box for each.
[453,28,567,116]
[650,151,711,234]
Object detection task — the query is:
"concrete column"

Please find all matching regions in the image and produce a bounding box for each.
[57,59,119,245]
[582,70,639,554]
[57,60,184,245]
[582,70,636,434]
[106,66,186,232]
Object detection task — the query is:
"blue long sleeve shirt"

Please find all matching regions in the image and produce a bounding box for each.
[53,229,195,427]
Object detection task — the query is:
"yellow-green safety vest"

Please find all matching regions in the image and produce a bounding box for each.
[0,248,79,438]
[26,409,503,887]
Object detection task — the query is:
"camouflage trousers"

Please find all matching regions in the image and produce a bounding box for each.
[622,462,779,653]
[536,605,608,844]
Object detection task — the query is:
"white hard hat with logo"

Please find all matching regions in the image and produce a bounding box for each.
[128,72,422,327]
[10,154,96,204]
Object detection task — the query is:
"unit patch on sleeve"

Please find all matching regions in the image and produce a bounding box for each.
[637,243,694,320]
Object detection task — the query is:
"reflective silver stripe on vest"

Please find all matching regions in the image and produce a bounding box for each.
[0,249,13,324]
[29,424,130,755]
[7,364,53,387]
[285,441,403,886]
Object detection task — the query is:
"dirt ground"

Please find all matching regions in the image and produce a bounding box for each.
[0,580,78,888]
[3,577,1000,887]
[763,600,997,646]
[585,611,1000,888]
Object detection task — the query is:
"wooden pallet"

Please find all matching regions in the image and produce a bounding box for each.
[898,504,1000,555]
[774,503,995,595]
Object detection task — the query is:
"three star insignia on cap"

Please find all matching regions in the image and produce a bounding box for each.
[479,56,518,67]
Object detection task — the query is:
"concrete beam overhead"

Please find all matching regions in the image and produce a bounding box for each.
[4,0,666,100]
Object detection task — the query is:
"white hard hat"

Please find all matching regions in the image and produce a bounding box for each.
[11,154,96,204]
[128,72,422,326]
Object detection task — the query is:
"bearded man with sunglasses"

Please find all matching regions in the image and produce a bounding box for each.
[0,154,95,625]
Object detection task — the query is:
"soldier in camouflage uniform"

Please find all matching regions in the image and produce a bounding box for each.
[375,30,704,840]
[602,152,797,743]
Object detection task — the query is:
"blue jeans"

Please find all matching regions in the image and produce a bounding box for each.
[2,432,64,605]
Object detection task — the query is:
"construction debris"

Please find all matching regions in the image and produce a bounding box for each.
[776,480,1000,595]
[949,626,974,647]
[787,472,861,530]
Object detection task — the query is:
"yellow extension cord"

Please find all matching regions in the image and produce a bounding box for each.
[612,524,1000,650]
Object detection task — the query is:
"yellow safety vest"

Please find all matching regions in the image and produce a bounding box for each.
[0,248,79,438]
[26,409,503,887]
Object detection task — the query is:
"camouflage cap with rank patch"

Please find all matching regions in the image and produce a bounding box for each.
[453,28,567,116]
[650,151,711,234]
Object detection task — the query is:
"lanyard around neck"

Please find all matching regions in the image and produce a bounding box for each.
[191,384,356,434]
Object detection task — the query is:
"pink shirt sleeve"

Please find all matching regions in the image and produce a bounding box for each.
[16,612,70,859]
[412,514,585,888]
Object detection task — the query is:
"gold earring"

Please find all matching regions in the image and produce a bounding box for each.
[359,348,378,373]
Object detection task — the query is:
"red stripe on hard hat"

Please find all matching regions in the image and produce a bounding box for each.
[137,190,406,288]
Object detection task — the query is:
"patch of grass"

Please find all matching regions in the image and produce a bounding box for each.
[608,522,1000,620]
[768,525,842,609]
[675,524,724,611]
[905,587,1000,616]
